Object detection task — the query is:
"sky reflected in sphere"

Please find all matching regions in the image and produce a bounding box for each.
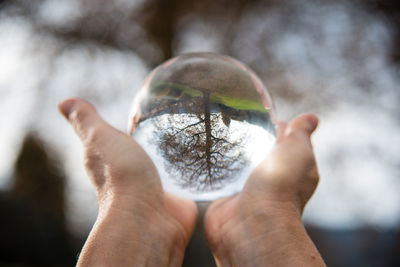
[129,53,276,201]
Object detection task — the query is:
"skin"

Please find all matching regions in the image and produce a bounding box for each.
[59,98,197,267]
[59,98,325,267]
[204,115,326,266]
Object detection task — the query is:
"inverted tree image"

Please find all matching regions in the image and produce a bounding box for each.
[153,92,248,191]
[132,53,274,193]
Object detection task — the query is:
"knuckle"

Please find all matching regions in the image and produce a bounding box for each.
[308,166,320,185]
[285,128,304,141]
[70,103,92,124]
[303,149,316,164]
[84,148,102,170]
[309,174,319,188]
[83,154,95,170]
[84,126,105,145]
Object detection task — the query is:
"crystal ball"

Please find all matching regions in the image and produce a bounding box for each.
[129,52,276,201]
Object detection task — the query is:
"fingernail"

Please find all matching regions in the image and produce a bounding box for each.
[58,98,78,118]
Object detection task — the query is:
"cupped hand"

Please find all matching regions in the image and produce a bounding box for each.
[204,114,325,266]
[59,98,197,266]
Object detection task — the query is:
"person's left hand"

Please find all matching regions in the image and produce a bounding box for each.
[59,98,197,267]
[204,114,325,266]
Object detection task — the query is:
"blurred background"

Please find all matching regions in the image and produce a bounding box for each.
[0,0,399,266]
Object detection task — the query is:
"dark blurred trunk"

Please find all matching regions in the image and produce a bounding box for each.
[203,93,213,179]
[182,202,216,267]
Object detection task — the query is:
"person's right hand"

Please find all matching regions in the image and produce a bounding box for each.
[59,98,197,267]
[204,114,326,266]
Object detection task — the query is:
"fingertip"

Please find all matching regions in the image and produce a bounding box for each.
[58,98,103,140]
[58,98,79,119]
[290,113,319,135]
[302,113,319,133]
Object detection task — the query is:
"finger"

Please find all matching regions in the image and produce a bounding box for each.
[58,98,111,145]
[284,113,319,143]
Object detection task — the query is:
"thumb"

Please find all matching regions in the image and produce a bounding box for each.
[283,113,319,146]
[58,98,108,145]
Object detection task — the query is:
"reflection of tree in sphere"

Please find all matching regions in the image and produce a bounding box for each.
[129,52,276,200]
[153,94,247,192]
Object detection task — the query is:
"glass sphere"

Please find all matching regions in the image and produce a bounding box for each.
[129,52,276,201]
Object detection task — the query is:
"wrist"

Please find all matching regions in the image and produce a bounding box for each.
[78,194,187,267]
[211,202,324,267]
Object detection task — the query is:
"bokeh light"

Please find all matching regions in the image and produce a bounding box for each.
[1,0,399,266]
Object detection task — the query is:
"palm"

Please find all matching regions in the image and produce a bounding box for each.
[204,114,320,253]
[61,98,198,244]
[162,192,198,240]
[123,137,198,241]
[110,133,198,241]
[60,98,199,266]
[204,194,242,250]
